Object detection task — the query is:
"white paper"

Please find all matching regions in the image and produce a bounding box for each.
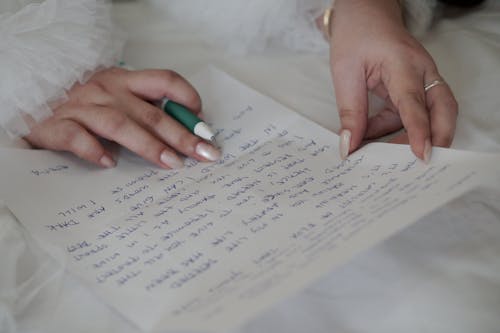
[1,68,499,332]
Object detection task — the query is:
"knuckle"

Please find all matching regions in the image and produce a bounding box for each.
[59,124,84,150]
[73,81,115,106]
[391,42,434,72]
[185,91,202,112]
[88,82,116,105]
[94,67,127,81]
[432,95,459,118]
[76,140,101,161]
[339,108,359,120]
[175,131,197,152]
[177,131,196,146]
[338,108,365,132]
[142,107,163,127]
[148,141,167,158]
[395,39,426,59]
[103,111,128,135]
[396,90,425,111]
[159,70,182,84]
[85,81,108,95]
[108,67,128,76]
[136,140,166,163]
[409,48,435,68]
[425,60,439,73]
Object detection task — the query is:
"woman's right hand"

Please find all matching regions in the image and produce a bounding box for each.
[329,0,458,162]
[24,67,221,169]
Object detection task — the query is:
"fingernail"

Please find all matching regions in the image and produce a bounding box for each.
[100,155,116,168]
[339,129,351,160]
[196,141,221,161]
[423,139,432,164]
[160,150,184,169]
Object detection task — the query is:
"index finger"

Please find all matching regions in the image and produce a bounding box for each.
[126,69,202,115]
[331,63,369,159]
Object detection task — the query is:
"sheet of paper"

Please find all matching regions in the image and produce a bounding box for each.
[1,67,499,332]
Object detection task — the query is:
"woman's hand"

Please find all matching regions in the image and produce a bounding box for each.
[330,0,458,162]
[24,68,221,168]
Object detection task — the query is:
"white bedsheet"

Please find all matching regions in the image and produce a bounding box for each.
[1,1,499,332]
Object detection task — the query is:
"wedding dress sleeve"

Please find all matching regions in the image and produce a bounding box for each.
[0,0,125,137]
[149,0,437,54]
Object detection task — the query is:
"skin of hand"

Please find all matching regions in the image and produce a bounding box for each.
[330,0,458,162]
[24,67,221,169]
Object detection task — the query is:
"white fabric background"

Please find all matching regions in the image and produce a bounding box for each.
[1,1,499,332]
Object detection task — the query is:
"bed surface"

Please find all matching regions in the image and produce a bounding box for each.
[1,1,499,332]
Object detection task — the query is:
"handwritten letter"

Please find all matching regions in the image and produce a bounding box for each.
[1,68,499,332]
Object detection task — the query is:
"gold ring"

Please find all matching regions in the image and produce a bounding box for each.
[424,79,446,92]
[322,7,334,40]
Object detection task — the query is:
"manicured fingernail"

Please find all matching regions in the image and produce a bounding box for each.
[339,129,351,160]
[160,150,184,169]
[100,155,116,168]
[196,141,221,161]
[423,138,432,164]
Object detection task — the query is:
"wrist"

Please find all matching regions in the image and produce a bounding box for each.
[334,0,405,28]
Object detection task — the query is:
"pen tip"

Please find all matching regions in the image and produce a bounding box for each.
[210,136,219,147]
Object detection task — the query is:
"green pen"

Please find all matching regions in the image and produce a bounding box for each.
[160,98,217,144]
[116,62,217,144]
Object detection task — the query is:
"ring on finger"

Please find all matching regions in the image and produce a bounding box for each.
[424,79,446,92]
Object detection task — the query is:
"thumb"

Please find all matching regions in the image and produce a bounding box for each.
[333,66,369,159]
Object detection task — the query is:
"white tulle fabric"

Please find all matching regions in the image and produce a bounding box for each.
[403,0,437,37]
[0,0,436,137]
[149,0,436,55]
[0,0,125,137]
[149,0,330,54]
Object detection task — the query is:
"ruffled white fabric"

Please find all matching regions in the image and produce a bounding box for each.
[402,0,437,37]
[0,0,125,137]
[149,0,436,55]
[149,0,330,54]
